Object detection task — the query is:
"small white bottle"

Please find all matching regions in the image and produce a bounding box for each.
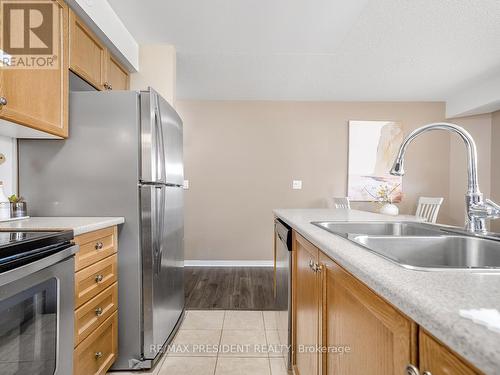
[0,181,10,220]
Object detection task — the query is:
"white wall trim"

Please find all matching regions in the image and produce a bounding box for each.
[184,260,274,267]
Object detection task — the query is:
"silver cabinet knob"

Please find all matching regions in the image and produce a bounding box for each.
[423,372,432,375]
[95,274,104,283]
[95,351,103,359]
[0,97,7,107]
[406,364,421,375]
[95,241,104,250]
[95,307,103,316]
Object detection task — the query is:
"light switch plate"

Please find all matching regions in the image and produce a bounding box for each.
[183,180,189,189]
[292,180,302,190]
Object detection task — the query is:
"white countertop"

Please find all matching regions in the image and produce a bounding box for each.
[274,208,500,374]
[0,217,125,235]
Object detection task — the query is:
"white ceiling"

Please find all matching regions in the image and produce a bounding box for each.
[108,0,500,102]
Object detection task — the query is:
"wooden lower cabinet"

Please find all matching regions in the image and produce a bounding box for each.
[75,253,118,307]
[74,226,118,272]
[291,230,481,375]
[320,253,416,375]
[419,330,481,375]
[75,283,118,346]
[74,226,118,374]
[74,312,118,375]
[293,232,321,375]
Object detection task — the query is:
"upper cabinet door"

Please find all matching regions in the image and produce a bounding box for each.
[105,52,129,91]
[69,9,106,90]
[321,253,417,375]
[0,0,69,138]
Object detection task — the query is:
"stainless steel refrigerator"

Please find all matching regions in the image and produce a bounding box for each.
[18,87,185,370]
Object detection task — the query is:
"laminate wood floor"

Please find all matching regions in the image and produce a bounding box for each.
[184,267,276,310]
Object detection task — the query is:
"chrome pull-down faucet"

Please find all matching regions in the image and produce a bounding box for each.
[390,122,500,233]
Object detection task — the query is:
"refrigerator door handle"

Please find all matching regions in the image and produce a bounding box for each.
[153,186,165,276]
[152,105,162,183]
[151,187,159,276]
[154,93,167,184]
[157,186,166,275]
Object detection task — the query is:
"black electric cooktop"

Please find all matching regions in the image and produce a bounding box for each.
[0,230,74,272]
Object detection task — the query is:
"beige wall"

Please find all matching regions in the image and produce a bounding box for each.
[177,101,448,262]
[130,44,176,106]
[447,114,492,226]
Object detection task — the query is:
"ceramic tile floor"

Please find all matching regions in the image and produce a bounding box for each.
[107,310,290,375]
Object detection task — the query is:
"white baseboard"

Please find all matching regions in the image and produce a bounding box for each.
[184,260,274,267]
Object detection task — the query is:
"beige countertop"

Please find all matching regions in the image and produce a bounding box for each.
[274,208,500,374]
[0,217,125,235]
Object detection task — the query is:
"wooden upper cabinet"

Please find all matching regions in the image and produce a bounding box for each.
[419,330,482,375]
[69,10,129,91]
[293,232,321,375]
[105,52,129,90]
[320,252,417,375]
[0,0,69,138]
[69,9,106,90]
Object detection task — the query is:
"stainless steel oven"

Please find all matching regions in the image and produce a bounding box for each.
[0,232,77,375]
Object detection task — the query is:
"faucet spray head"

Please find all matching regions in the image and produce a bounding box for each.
[390,158,405,176]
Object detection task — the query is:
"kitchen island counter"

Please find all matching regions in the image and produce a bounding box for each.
[274,208,500,374]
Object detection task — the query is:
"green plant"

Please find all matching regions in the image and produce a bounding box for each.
[8,194,24,203]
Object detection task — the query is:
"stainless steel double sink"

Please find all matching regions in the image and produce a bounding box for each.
[312,221,500,271]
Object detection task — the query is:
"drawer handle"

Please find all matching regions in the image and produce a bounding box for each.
[95,241,104,250]
[95,274,104,283]
[95,351,103,359]
[95,307,103,316]
[0,97,7,107]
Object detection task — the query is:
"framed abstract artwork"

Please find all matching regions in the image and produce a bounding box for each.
[347,120,403,202]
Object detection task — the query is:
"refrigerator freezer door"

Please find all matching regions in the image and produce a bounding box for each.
[140,89,184,186]
[156,93,184,186]
[140,90,163,184]
[140,184,184,360]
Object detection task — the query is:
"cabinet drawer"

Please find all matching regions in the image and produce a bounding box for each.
[75,282,118,346]
[74,226,117,271]
[74,311,118,375]
[75,254,117,308]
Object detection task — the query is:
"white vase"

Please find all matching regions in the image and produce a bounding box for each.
[379,203,399,216]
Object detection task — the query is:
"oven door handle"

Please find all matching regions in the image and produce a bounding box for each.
[0,245,79,287]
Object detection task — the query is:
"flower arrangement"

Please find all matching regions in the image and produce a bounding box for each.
[363,184,401,205]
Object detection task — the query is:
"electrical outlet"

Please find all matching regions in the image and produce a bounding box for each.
[292,180,302,190]
[183,180,189,189]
